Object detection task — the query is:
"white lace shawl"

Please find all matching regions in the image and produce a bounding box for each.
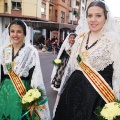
[1,45,51,120]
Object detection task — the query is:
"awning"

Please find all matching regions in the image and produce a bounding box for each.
[33,22,59,30]
[25,21,77,31]
[59,23,76,30]
[11,0,22,2]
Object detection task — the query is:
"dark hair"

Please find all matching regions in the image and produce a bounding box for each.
[86,1,107,19]
[8,19,26,36]
[69,33,77,38]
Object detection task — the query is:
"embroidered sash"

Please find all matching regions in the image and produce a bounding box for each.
[79,61,115,103]
[77,34,115,103]
[4,45,26,98]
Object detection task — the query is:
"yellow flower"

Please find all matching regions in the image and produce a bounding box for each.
[31,89,41,99]
[100,102,120,119]
[22,88,41,104]
[22,97,27,104]
[54,59,61,64]
[27,97,34,103]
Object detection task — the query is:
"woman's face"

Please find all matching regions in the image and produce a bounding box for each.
[87,6,106,33]
[10,24,25,45]
[69,35,76,45]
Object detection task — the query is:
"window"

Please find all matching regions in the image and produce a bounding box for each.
[61,11,65,23]
[11,2,21,10]
[55,10,57,22]
[82,0,84,3]
[4,3,8,12]
[41,4,46,15]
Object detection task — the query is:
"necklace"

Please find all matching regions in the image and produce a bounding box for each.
[85,33,98,50]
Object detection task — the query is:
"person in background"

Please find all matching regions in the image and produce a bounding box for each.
[0,20,51,120]
[53,1,120,120]
[51,33,76,91]
[46,38,52,52]
[51,36,56,44]
[58,38,63,48]
[38,35,45,49]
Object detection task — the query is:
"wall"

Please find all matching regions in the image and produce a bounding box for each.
[0,0,4,13]
[56,5,66,23]
[22,0,41,18]
[55,0,68,8]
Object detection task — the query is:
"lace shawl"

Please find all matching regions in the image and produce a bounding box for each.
[1,45,51,120]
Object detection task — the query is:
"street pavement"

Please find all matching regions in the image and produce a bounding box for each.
[38,50,58,118]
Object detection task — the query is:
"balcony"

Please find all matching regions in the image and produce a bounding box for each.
[42,0,55,6]
[41,14,46,20]
[11,9,22,16]
[49,0,55,6]
[68,20,78,25]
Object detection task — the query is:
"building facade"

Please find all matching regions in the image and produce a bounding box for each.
[0,0,84,44]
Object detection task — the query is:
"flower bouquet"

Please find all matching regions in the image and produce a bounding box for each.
[52,58,62,67]
[95,101,120,120]
[20,88,49,119]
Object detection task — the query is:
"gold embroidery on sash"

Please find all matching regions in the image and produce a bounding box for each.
[79,61,115,103]
[4,45,26,98]
[8,70,26,98]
